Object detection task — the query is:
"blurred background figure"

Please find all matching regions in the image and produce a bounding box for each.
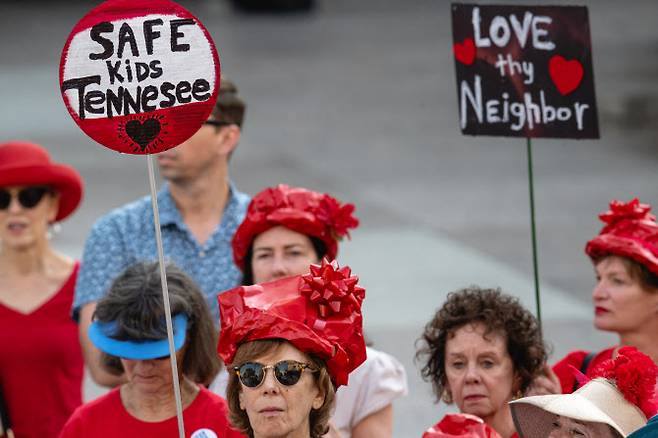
[60,262,242,437]
[0,141,84,438]
[218,260,366,438]
[511,347,658,438]
[553,199,658,393]
[417,287,549,438]
[73,78,250,387]
[221,184,407,437]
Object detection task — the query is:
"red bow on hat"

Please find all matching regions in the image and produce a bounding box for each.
[585,198,658,276]
[232,185,359,270]
[217,259,366,387]
[422,414,503,438]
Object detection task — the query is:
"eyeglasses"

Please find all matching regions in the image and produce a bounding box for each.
[204,120,232,128]
[234,360,318,388]
[0,187,51,210]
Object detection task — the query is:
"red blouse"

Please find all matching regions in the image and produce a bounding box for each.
[0,263,83,438]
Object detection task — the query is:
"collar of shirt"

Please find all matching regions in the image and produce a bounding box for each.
[157,181,241,235]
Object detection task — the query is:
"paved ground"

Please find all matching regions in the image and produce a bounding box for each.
[2,0,657,436]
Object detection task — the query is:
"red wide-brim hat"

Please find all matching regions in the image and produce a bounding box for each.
[231,184,359,271]
[218,259,366,387]
[585,198,658,276]
[0,141,83,222]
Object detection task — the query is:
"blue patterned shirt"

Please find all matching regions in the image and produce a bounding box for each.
[73,183,250,322]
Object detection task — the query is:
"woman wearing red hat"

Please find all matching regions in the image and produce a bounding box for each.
[222,184,407,438]
[552,199,658,393]
[218,259,367,438]
[0,141,84,438]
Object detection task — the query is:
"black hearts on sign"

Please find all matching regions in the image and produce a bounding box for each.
[125,119,161,150]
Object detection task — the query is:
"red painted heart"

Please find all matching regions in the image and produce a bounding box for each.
[549,55,584,96]
[454,38,476,65]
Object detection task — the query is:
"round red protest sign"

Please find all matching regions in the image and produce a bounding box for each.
[60,0,220,154]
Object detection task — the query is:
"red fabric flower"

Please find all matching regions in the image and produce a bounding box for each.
[599,199,655,230]
[317,196,359,239]
[232,185,359,270]
[585,198,658,276]
[590,346,658,419]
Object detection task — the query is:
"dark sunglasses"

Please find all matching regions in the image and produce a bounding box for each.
[0,187,51,210]
[234,360,318,388]
[204,120,232,128]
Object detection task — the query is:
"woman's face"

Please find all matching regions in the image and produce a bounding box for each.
[592,256,658,333]
[547,415,618,438]
[120,348,185,395]
[251,226,320,284]
[238,342,325,438]
[444,323,518,422]
[0,185,58,250]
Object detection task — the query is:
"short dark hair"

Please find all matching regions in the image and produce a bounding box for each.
[211,77,246,128]
[226,339,335,438]
[241,235,326,285]
[415,286,547,403]
[94,261,220,385]
[594,255,658,292]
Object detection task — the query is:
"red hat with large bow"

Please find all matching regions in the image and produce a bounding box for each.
[232,184,359,270]
[217,259,366,387]
[585,198,658,276]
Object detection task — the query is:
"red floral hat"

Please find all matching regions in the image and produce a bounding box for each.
[232,184,359,270]
[585,198,658,276]
[217,259,366,387]
[0,141,83,221]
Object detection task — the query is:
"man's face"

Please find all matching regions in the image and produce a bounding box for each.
[156,122,225,183]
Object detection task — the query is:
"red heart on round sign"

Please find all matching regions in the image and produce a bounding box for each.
[453,38,476,66]
[549,55,584,96]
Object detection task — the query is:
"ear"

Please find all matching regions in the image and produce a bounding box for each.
[217,124,241,157]
[47,192,60,223]
[238,388,245,410]
[311,383,326,410]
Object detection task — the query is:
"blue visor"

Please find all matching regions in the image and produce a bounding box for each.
[88,313,188,360]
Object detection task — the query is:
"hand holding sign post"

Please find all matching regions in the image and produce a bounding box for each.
[60,1,220,435]
[451,4,599,323]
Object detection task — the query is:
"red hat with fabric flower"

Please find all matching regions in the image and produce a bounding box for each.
[232,184,359,270]
[218,259,366,387]
[585,198,658,276]
[0,141,83,221]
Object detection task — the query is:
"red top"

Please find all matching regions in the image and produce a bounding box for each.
[422,413,518,438]
[552,347,615,394]
[59,386,244,438]
[0,263,83,438]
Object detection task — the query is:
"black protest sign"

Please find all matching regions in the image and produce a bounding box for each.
[452,3,599,139]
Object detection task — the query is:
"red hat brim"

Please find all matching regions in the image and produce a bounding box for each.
[586,233,658,277]
[0,164,83,221]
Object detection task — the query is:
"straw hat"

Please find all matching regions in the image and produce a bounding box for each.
[510,378,646,437]
[0,141,83,221]
[628,414,658,438]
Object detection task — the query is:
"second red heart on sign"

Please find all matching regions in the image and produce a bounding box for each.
[549,55,584,96]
